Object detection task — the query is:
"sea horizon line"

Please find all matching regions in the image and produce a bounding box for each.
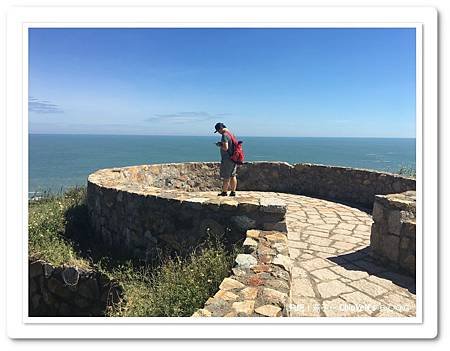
[28,133,416,139]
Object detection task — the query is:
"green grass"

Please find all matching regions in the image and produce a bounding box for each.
[28,187,91,269]
[28,187,237,317]
[106,238,237,317]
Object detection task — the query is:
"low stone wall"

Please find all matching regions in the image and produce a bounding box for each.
[369,191,416,276]
[87,162,415,261]
[192,228,292,317]
[29,260,122,316]
[87,183,287,261]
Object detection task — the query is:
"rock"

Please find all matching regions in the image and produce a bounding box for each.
[192,309,212,317]
[219,278,245,291]
[31,294,42,310]
[272,254,293,271]
[260,198,286,214]
[232,267,249,277]
[232,300,255,315]
[381,234,401,262]
[204,297,232,316]
[78,279,100,300]
[263,222,288,232]
[265,279,289,292]
[261,287,288,306]
[62,267,80,286]
[388,210,402,235]
[242,237,258,253]
[47,278,72,299]
[43,263,54,278]
[240,287,259,300]
[235,254,257,269]
[264,232,287,243]
[214,290,239,301]
[29,261,43,278]
[58,302,72,316]
[73,296,91,309]
[231,215,256,231]
[246,230,261,239]
[255,304,282,317]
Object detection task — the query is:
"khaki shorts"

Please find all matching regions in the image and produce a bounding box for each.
[220,158,237,179]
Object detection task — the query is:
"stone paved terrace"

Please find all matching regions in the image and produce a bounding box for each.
[190,191,416,318]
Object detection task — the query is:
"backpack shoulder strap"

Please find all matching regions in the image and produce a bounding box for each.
[224,131,237,146]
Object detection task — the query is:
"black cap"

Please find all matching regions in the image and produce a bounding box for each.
[214,122,226,133]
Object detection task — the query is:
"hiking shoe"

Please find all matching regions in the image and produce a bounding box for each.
[229,191,236,197]
[218,192,228,196]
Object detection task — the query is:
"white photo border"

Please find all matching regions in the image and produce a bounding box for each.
[6,6,437,339]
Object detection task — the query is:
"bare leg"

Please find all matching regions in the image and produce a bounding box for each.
[230,176,237,192]
[222,178,230,193]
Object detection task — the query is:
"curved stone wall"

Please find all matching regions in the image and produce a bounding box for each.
[87,162,415,261]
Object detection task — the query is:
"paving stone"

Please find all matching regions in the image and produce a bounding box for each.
[341,291,382,315]
[291,278,316,298]
[309,244,337,254]
[255,304,282,317]
[329,234,362,244]
[329,265,370,280]
[288,247,301,259]
[310,268,341,281]
[336,223,356,231]
[380,293,416,316]
[350,279,388,297]
[300,253,315,260]
[287,231,302,241]
[291,266,309,278]
[322,298,359,317]
[366,275,397,290]
[288,297,322,317]
[332,228,353,236]
[376,307,407,317]
[317,280,354,298]
[299,257,333,271]
[303,230,330,238]
[332,241,357,251]
[306,236,333,247]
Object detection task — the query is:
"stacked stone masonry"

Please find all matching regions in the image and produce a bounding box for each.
[370,191,416,276]
[84,162,417,318]
[193,228,292,317]
[29,260,122,316]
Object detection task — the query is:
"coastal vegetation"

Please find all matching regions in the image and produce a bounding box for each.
[28,187,237,317]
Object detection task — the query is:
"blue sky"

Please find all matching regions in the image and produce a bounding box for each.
[29,28,416,137]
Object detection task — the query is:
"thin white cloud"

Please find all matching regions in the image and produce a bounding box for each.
[29,96,64,114]
[145,111,231,124]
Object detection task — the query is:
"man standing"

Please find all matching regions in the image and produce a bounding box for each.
[214,122,238,196]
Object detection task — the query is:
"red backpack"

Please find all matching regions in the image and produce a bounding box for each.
[224,131,245,165]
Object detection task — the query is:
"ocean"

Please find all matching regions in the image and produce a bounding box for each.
[28,134,416,195]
